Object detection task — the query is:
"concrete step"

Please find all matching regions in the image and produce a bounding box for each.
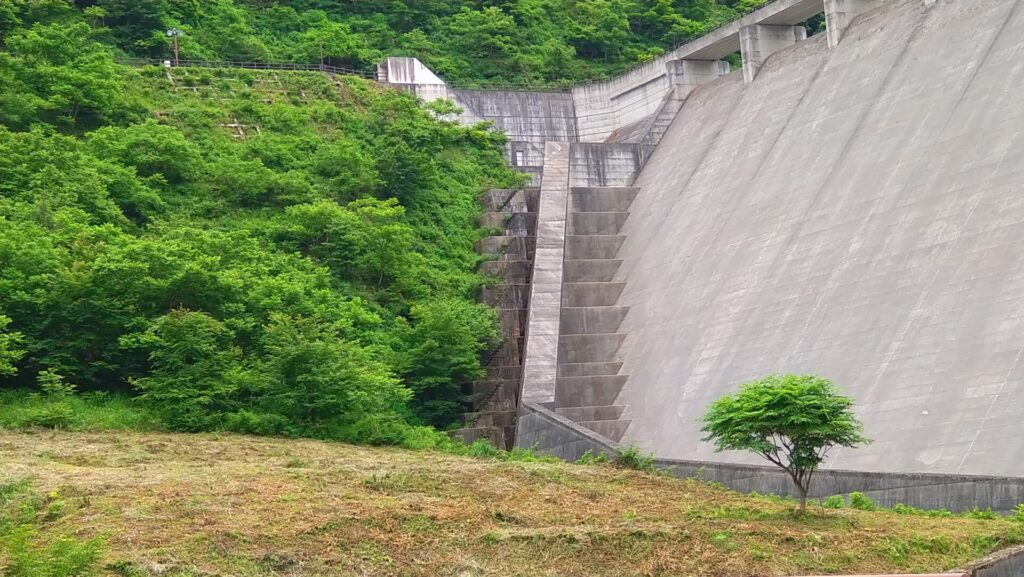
[476,236,535,258]
[564,259,622,283]
[478,284,530,308]
[555,405,625,421]
[479,260,531,283]
[565,235,625,260]
[464,410,516,429]
[569,212,629,236]
[451,426,506,449]
[478,212,537,231]
[570,187,639,212]
[497,308,527,332]
[555,374,629,407]
[467,383,518,411]
[579,419,631,442]
[560,306,629,335]
[557,362,623,378]
[484,366,522,381]
[562,283,626,307]
[481,189,518,211]
[485,338,524,368]
[558,333,626,364]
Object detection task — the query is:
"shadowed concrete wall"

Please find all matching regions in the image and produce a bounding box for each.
[519,403,1024,513]
[614,0,1024,477]
[452,90,577,169]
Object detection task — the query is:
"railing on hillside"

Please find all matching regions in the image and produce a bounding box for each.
[114,0,795,92]
[115,57,376,79]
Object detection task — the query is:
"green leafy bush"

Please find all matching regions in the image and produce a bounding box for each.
[614,444,656,472]
[961,507,998,520]
[576,450,611,465]
[1,525,104,577]
[849,492,876,511]
[0,482,105,577]
[822,495,845,509]
[1013,503,1024,522]
[0,28,519,441]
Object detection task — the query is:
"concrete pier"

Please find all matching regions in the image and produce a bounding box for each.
[740,24,808,82]
[825,0,883,48]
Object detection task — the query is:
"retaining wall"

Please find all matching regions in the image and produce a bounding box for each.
[519,402,1024,513]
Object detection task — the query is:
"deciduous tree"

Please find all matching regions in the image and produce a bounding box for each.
[701,374,870,512]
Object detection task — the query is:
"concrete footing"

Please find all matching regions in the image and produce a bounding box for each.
[740,24,808,82]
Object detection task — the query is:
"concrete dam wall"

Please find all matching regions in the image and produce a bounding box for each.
[614,0,1024,477]
[380,0,1024,509]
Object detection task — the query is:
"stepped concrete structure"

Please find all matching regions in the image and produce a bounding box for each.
[381,0,1024,512]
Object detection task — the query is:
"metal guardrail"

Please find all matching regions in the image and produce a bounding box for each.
[112,0,795,92]
[115,57,377,79]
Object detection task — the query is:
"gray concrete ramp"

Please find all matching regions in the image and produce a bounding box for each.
[613,0,1024,476]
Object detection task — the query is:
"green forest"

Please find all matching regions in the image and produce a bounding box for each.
[0,0,759,447]
[2,0,768,85]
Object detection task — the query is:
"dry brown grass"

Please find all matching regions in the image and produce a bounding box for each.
[1,430,1021,577]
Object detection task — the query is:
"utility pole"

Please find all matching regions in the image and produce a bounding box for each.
[166,28,182,66]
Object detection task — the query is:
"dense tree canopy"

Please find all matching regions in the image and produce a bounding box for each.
[12,0,773,85]
[0,4,524,443]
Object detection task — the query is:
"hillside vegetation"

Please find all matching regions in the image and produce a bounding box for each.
[0,6,526,444]
[2,430,1023,576]
[1,0,774,85]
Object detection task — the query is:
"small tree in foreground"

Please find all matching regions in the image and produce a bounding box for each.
[700,374,870,512]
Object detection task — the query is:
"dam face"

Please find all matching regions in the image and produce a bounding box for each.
[616,0,1024,476]
[380,0,1024,499]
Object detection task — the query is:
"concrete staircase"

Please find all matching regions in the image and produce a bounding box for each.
[553,185,638,441]
[637,88,687,149]
[453,188,538,449]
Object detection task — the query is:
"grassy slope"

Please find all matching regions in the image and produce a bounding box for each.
[2,431,1022,577]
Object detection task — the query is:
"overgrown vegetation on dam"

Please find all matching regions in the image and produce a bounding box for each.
[1,0,770,85]
[3,430,1024,576]
[0,3,530,444]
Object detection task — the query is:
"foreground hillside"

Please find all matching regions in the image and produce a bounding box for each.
[2,431,1022,576]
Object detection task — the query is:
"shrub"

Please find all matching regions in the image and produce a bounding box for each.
[962,507,998,520]
[0,483,105,577]
[891,503,953,517]
[614,444,656,472]
[1,525,105,577]
[822,495,845,509]
[576,450,610,465]
[849,492,876,511]
[21,370,77,429]
[1012,503,1024,522]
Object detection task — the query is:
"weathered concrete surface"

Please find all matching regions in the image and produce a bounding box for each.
[453,89,577,169]
[740,24,807,82]
[615,0,1024,477]
[520,143,570,405]
[570,144,652,187]
[825,0,883,48]
[966,545,1024,577]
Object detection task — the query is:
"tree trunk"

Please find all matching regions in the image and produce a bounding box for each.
[798,485,808,513]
